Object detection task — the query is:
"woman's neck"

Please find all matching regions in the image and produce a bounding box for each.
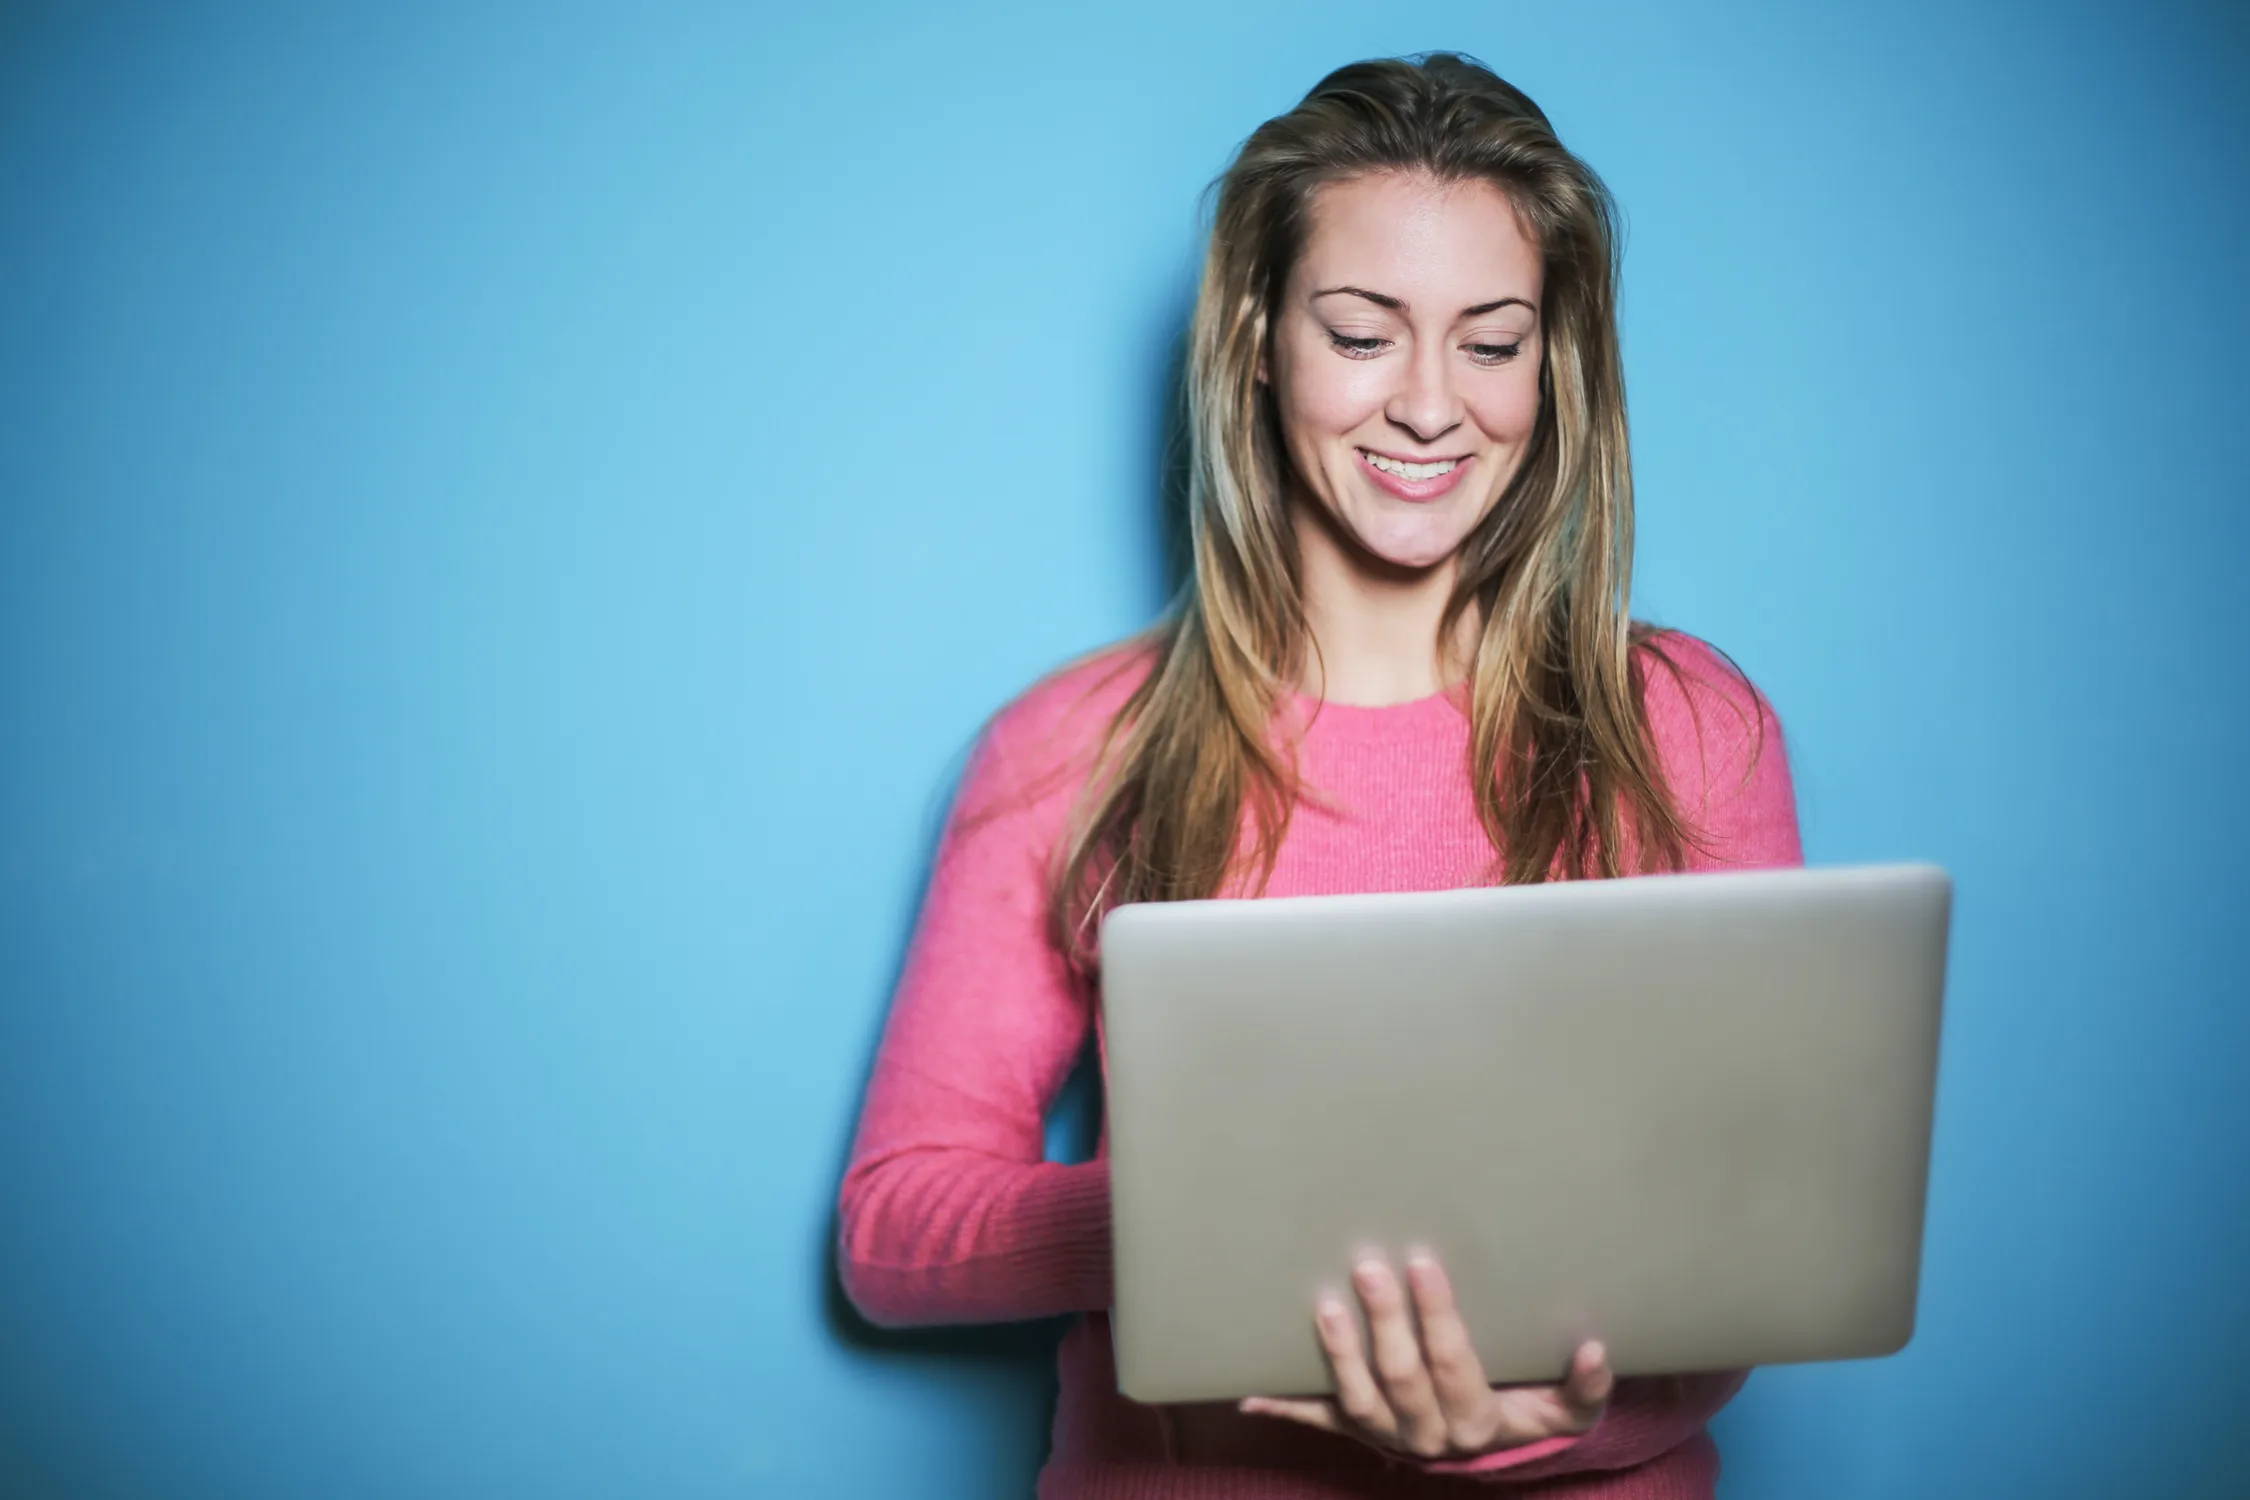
[1290,508,1482,708]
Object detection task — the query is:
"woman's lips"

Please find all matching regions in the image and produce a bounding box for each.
[1356,447,1471,502]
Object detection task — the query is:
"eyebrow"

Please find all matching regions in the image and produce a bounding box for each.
[1311,285,1537,319]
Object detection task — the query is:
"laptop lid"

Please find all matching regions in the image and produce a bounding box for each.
[1096,861,1951,1404]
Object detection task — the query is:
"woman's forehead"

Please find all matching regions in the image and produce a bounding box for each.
[1292,174,1542,306]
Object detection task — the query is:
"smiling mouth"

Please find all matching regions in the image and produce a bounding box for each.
[1353,447,1473,502]
[1357,447,1466,480]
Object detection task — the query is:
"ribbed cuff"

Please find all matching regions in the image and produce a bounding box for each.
[1414,1423,1592,1477]
[1005,1157,1115,1316]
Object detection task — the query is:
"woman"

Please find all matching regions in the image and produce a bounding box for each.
[837,51,1802,1498]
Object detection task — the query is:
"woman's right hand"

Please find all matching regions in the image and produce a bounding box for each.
[1236,1249,1613,1462]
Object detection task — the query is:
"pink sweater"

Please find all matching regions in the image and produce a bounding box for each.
[838,630,1805,1498]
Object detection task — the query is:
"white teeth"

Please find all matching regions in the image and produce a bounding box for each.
[1362,450,1459,481]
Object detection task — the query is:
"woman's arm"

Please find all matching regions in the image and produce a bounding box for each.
[835,709,1114,1329]
[1413,630,1802,1481]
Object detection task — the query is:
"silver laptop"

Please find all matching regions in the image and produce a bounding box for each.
[1096,861,1951,1405]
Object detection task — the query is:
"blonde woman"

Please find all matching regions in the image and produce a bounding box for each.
[838,51,1802,1499]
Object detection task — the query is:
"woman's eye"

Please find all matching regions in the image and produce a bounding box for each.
[1325,332,1525,364]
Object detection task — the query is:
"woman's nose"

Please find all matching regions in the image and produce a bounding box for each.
[1385,342,1463,445]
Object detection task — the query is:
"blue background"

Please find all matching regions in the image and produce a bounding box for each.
[4,3,2245,1496]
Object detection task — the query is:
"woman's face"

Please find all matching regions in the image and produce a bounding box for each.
[1259,170,1546,575]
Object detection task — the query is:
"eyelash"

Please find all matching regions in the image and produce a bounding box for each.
[1327,333,1523,365]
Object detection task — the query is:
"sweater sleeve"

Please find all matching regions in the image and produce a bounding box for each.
[835,707,1114,1328]
[1641,629,1804,874]
[1411,632,1802,1481]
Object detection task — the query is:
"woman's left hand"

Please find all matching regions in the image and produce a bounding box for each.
[1236,1249,1614,1461]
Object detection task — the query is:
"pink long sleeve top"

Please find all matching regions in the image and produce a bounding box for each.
[838,629,1806,1498]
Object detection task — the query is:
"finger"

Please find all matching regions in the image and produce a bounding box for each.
[1403,1251,1494,1422]
[1314,1292,1399,1442]
[1353,1257,1446,1454]
[1561,1340,1615,1426]
[1480,1341,1614,1446]
[1238,1395,1345,1433]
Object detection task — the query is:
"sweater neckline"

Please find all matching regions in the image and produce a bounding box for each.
[1281,677,1472,740]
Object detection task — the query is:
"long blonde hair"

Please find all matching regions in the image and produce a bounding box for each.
[1042,52,1763,971]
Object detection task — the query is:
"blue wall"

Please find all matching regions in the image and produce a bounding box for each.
[4,3,2244,1496]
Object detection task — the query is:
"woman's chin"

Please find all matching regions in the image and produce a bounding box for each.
[1350,528,1470,575]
